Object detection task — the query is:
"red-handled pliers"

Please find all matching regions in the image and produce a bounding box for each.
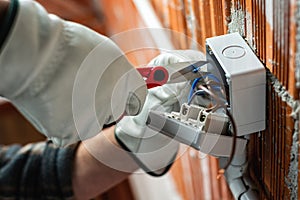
[136,66,169,89]
[137,61,208,89]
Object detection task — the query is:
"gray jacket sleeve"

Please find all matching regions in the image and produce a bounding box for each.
[0,141,78,199]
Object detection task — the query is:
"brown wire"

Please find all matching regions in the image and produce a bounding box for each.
[197,85,237,171]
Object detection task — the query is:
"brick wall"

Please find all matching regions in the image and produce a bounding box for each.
[150,0,300,199]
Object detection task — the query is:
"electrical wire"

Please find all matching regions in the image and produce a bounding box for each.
[195,85,237,171]
[199,85,237,169]
[191,63,205,73]
[187,89,206,105]
[197,85,223,106]
[205,74,221,83]
[206,80,226,101]
[188,73,222,102]
[188,77,202,102]
[187,62,209,101]
[188,83,224,107]
[222,107,237,171]
[186,69,237,171]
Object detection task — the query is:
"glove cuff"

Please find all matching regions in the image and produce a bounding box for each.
[114,125,179,176]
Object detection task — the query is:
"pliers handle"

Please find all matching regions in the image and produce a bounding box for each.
[136,66,169,89]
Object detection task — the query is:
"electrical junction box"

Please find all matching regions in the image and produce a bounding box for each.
[206,32,266,136]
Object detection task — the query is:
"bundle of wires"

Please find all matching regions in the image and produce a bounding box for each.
[187,72,237,171]
[187,73,222,104]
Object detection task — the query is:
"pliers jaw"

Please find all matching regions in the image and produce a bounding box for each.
[167,61,209,83]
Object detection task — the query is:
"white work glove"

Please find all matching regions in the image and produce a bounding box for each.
[115,50,205,175]
[0,0,147,146]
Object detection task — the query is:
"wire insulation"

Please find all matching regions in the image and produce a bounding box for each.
[191,84,237,170]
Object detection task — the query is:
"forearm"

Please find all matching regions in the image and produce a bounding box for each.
[0,127,138,200]
[73,125,139,199]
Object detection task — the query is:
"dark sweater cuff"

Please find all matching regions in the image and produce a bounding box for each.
[0,0,18,52]
[41,141,79,199]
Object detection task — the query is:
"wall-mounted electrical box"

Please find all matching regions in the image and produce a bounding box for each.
[206,33,266,136]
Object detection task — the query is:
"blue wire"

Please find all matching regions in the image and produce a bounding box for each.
[187,64,204,102]
[187,90,206,105]
[191,64,202,73]
[188,63,222,102]
[188,77,202,102]
[187,74,222,101]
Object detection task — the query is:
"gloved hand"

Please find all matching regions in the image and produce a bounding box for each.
[115,50,205,175]
[0,0,147,146]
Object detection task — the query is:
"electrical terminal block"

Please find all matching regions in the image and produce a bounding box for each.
[147,104,247,157]
[166,103,229,135]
